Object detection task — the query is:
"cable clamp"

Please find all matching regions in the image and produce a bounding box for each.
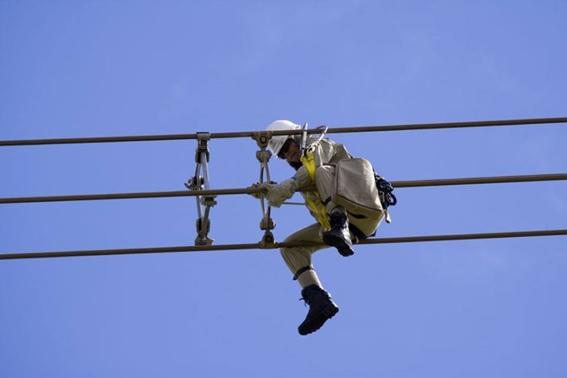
[259,230,276,249]
[195,132,211,163]
[202,195,217,207]
[252,131,272,150]
[195,217,213,246]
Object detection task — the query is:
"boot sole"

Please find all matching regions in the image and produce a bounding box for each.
[322,233,354,256]
[298,305,339,336]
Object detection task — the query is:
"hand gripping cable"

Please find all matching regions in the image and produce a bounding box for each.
[185,132,217,246]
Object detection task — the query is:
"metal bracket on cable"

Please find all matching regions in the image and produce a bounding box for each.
[185,132,217,246]
[252,132,276,248]
[300,123,308,154]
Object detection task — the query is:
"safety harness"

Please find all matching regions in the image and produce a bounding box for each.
[298,124,332,230]
[300,150,331,231]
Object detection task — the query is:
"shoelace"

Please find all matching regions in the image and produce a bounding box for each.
[299,297,312,307]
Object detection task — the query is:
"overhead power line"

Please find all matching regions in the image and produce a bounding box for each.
[1,229,565,260]
[1,117,566,146]
[0,173,565,205]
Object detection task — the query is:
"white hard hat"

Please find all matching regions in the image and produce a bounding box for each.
[265,120,301,156]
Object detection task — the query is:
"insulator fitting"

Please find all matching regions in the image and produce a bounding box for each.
[251,131,277,248]
[185,176,205,191]
[260,216,275,231]
[252,131,272,150]
[259,230,276,249]
[202,195,217,207]
[188,132,215,246]
[195,218,213,246]
[256,149,272,164]
[195,132,211,163]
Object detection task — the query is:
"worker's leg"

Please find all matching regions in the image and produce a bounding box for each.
[311,165,356,255]
[281,222,340,336]
[280,223,326,288]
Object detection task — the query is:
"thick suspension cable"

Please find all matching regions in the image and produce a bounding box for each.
[1,173,565,205]
[1,229,565,260]
[1,117,566,146]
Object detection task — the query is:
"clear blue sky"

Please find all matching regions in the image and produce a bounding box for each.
[1,1,566,377]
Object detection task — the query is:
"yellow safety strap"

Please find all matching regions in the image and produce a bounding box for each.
[300,151,331,230]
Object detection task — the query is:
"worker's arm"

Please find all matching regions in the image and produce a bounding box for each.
[264,168,314,207]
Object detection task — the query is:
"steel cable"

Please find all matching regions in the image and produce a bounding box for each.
[0,173,565,205]
[1,117,566,146]
[1,229,566,260]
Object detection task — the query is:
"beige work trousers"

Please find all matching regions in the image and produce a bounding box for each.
[282,163,383,277]
[280,212,383,277]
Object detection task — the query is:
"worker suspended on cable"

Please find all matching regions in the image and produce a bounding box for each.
[258,120,391,336]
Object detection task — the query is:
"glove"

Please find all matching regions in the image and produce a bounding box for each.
[265,178,297,208]
[249,183,266,200]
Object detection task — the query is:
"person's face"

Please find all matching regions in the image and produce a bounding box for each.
[278,138,301,163]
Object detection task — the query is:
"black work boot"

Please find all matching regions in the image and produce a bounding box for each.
[298,285,339,336]
[322,208,354,256]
